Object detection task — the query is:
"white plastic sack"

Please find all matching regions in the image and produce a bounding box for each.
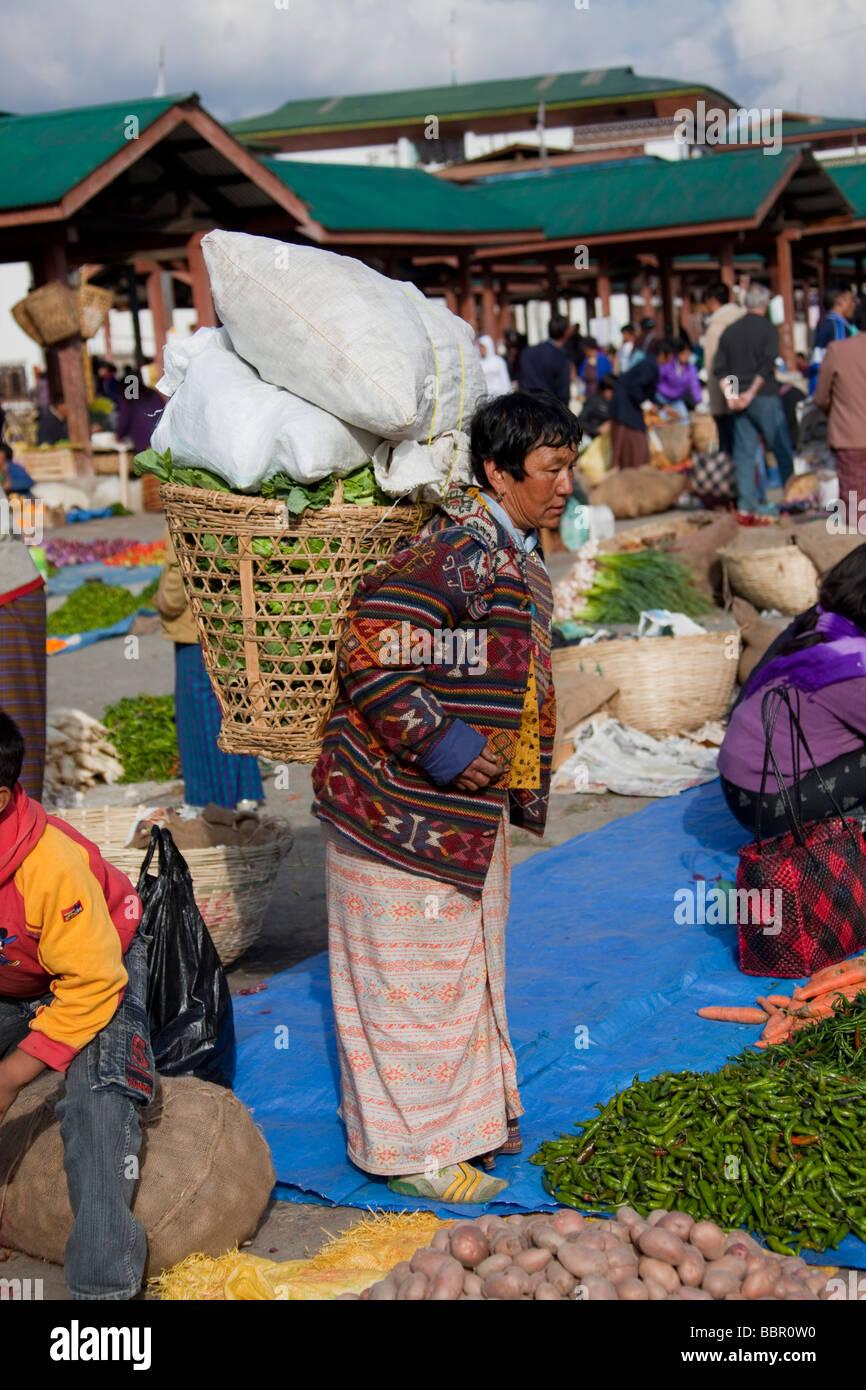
[552,718,720,798]
[201,232,486,441]
[372,431,472,499]
[151,328,380,490]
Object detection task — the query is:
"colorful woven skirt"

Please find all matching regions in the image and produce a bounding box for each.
[325,817,522,1177]
[173,642,263,809]
[0,586,46,799]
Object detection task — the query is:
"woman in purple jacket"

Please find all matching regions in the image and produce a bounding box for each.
[718,547,866,835]
[656,341,702,421]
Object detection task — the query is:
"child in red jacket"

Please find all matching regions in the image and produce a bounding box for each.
[0,712,154,1299]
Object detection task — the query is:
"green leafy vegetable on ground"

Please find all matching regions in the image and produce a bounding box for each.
[531,993,866,1254]
[46,578,159,637]
[102,694,178,784]
[575,551,709,625]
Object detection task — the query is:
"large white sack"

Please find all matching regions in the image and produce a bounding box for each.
[201,231,486,442]
[373,431,472,498]
[151,328,380,489]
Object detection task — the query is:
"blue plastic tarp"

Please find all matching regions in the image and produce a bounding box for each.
[232,781,866,1267]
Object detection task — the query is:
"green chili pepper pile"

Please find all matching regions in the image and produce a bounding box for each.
[531,993,866,1254]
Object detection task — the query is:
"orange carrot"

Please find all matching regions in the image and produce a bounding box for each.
[697,1006,767,1023]
[760,1014,793,1044]
[764,994,796,1008]
[799,967,866,1001]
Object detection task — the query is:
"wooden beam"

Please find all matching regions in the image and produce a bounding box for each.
[142,261,169,375]
[458,256,477,332]
[480,270,497,339]
[596,251,611,319]
[659,256,676,335]
[187,230,217,328]
[775,232,796,369]
[34,238,92,466]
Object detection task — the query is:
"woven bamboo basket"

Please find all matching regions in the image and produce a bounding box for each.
[141,473,164,512]
[691,414,718,453]
[54,806,291,967]
[718,541,819,616]
[552,631,739,738]
[76,284,113,339]
[11,282,80,347]
[653,421,692,465]
[17,446,80,481]
[161,479,432,762]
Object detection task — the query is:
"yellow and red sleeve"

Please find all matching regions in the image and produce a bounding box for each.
[15,827,128,1072]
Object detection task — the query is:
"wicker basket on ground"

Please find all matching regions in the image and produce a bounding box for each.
[54,806,291,967]
[161,479,431,763]
[690,414,718,453]
[718,539,819,616]
[652,421,692,464]
[552,631,739,738]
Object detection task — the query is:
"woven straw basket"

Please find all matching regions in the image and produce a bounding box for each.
[54,807,291,967]
[552,631,739,738]
[76,284,113,339]
[719,542,819,616]
[653,421,692,465]
[161,479,431,763]
[690,415,718,453]
[12,282,80,347]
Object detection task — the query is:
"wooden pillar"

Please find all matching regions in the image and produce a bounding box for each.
[143,262,169,377]
[480,270,498,340]
[659,256,676,337]
[496,282,512,342]
[719,239,735,291]
[774,232,796,369]
[444,286,458,315]
[458,257,477,332]
[821,246,832,290]
[596,252,611,319]
[546,259,561,314]
[34,237,91,466]
[187,230,217,328]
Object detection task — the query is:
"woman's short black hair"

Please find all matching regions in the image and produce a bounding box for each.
[0,712,25,792]
[469,391,582,487]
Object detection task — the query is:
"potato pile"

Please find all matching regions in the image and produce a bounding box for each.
[345,1209,831,1301]
[44,708,124,803]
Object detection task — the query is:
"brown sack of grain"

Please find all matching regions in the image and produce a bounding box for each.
[588,466,687,519]
[0,1074,274,1276]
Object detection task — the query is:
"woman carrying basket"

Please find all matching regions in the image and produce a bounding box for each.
[312,392,578,1201]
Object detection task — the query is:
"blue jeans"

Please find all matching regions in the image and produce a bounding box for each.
[0,929,154,1299]
[732,395,795,512]
[656,394,689,422]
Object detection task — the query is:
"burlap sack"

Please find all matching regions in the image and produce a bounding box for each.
[669,512,741,598]
[552,669,619,769]
[0,1074,274,1275]
[588,467,687,519]
[792,520,866,578]
[731,596,787,686]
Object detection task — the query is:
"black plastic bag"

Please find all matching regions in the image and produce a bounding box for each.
[137,826,236,1088]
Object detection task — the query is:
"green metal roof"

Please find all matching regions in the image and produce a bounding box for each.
[0,94,191,211]
[261,157,533,233]
[827,164,866,218]
[231,67,735,140]
[463,149,801,240]
[780,116,866,140]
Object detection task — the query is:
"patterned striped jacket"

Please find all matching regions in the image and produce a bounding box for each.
[311,485,555,893]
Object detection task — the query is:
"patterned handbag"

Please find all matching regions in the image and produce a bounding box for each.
[691,449,737,504]
[737,686,866,977]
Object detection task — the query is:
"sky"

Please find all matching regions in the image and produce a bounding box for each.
[2,0,865,125]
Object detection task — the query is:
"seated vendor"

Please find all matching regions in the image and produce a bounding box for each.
[578,376,614,439]
[0,443,34,497]
[718,546,866,836]
[0,712,154,1298]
